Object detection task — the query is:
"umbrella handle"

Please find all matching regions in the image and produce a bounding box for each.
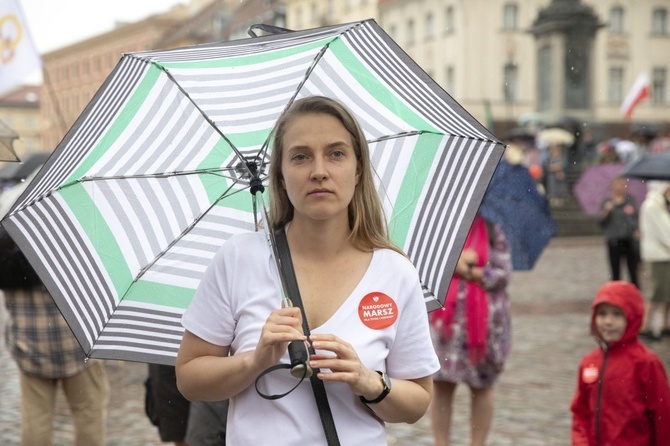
[288,340,313,379]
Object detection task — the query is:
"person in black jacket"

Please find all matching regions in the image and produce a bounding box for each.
[599,177,640,288]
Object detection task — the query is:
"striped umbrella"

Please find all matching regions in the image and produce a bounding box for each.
[2,20,503,365]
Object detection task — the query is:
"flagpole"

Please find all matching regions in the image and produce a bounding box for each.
[42,68,69,137]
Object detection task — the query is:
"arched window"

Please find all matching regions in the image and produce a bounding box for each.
[609,6,625,34]
[503,3,518,30]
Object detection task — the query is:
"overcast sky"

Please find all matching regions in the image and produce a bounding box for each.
[19,0,185,53]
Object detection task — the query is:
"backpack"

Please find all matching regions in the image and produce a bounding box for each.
[0,226,42,290]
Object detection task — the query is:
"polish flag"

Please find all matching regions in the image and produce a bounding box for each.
[620,73,650,120]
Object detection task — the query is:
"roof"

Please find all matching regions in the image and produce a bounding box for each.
[0,85,40,108]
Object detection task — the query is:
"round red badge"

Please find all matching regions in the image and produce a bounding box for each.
[358,292,398,330]
[582,364,599,384]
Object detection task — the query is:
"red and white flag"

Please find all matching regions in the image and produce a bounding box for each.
[0,0,41,95]
[620,73,650,120]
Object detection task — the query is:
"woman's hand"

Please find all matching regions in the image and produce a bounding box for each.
[308,334,432,423]
[253,306,306,372]
[455,248,479,277]
[308,334,381,398]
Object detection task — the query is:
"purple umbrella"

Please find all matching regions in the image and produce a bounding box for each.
[573,163,647,216]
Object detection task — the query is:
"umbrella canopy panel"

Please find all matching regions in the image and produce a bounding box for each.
[479,161,556,270]
[3,20,503,364]
[573,163,648,216]
[621,151,670,181]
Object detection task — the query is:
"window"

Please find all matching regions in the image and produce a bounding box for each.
[445,6,455,34]
[445,65,455,94]
[388,24,397,41]
[608,67,624,104]
[503,63,518,103]
[609,7,624,34]
[652,8,668,35]
[295,6,302,29]
[652,67,667,104]
[407,19,415,45]
[503,3,518,31]
[425,13,434,39]
[538,46,552,111]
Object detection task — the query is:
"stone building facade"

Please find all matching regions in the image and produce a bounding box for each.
[284,0,670,138]
[36,0,670,148]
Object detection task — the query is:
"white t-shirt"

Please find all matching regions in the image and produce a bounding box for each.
[182,231,439,445]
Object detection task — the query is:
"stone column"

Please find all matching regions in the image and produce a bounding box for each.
[529,0,604,123]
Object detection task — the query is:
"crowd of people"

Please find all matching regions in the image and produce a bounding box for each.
[1,98,669,446]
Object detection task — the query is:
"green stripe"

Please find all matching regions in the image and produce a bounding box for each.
[159,37,336,69]
[224,129,272,155]
[59,183,132,295]
[329,39,440,133]
[67,64,163,184]
[388,134,442,249]
[124,280,195,309]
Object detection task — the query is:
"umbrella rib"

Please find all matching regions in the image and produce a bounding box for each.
[56,169,240,187]
[130,177,250,284]
[129,53,255,179]
[368,130,501,145]
[257,40,335,171]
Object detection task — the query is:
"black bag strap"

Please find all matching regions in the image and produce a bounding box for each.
[274,229,341,446]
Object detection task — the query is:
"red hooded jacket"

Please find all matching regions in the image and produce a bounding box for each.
[570,281,670,445]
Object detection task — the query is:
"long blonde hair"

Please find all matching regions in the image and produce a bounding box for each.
[267,96,401,253]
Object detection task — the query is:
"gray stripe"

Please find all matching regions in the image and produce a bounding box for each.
[96,181,151,267]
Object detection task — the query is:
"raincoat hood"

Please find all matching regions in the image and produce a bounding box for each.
[591,281,643,347]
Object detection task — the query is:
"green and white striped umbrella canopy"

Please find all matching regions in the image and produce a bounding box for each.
[3,20,503,365]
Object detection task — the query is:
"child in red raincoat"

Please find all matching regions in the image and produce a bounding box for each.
[570,281,670,445]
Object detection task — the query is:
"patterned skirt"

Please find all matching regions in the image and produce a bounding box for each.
[430,288,512,389]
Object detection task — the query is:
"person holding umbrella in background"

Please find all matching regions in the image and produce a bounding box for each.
[176,96,439,444]
[428,214,513,446]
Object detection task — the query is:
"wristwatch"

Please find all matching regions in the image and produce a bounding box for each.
[359,370,391,404]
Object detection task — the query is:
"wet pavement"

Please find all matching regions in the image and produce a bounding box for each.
[1,236,669,445]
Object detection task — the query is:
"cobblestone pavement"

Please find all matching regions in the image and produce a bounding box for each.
[1,236,669,445]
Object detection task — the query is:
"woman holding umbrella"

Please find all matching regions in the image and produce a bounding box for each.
[176,96,439,444]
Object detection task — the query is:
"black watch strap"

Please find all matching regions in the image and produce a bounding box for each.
[359,371,391,404]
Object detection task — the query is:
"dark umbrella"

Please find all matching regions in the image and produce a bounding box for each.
[621,152,670,181]
[0,152,51,182]
[479,160,556,270]
[502,127,535,144]
[573,163,648,215]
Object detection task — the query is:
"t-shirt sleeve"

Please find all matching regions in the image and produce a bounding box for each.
[181,240,236,347]
[385,255,440,379]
